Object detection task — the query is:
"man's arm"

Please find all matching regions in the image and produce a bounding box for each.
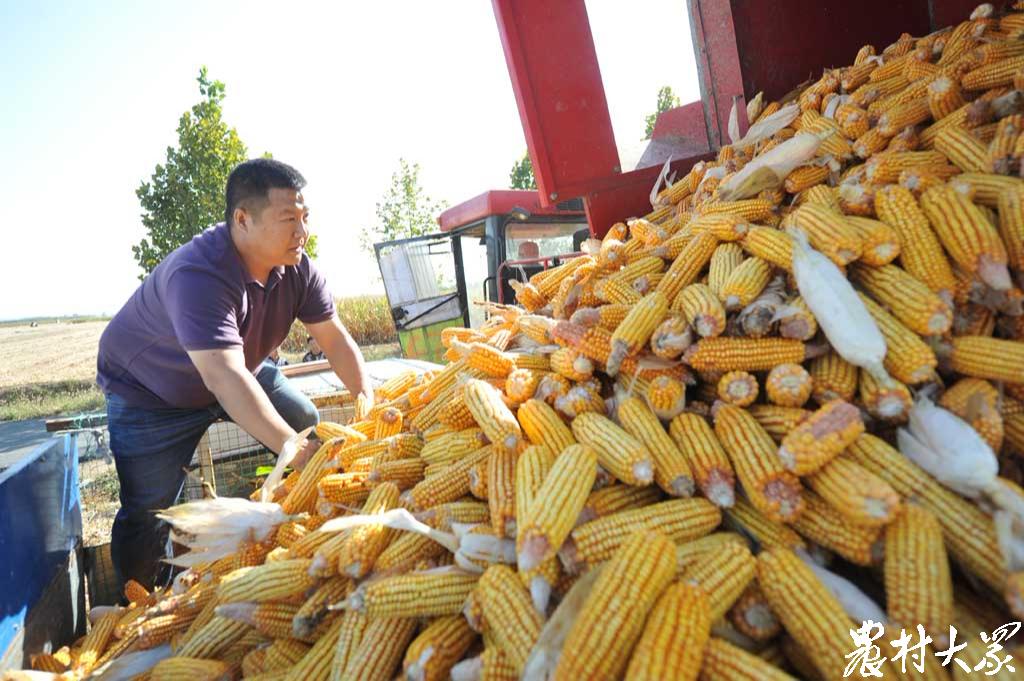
[306,316,373,403]
[187,348,298,454]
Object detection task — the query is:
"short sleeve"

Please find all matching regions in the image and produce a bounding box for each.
[298,259,336,324]
[165,268,244,351]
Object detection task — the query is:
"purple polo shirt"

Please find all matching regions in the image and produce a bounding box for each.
[97,223,335,409]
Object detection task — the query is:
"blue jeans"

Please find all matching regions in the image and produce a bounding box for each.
[106,361,319,591]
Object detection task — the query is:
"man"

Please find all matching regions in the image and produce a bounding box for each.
[301,335,326,363]
[269,345,289,366]
[97,158,371,590]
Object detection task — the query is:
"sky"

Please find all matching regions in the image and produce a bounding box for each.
[0,0,699,320]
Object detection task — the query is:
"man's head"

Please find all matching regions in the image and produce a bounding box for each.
[226,159,310,270]
[307,335,321,355]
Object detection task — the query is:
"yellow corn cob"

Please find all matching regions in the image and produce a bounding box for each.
[645,374,687,421]
[855,127,892,158]
[406,444,491,510]
[552,320,613,366]
[375,532,445,576]
[886,504,954,640]
[618,395,695,497]
[549,347,593,382]
[699,198,776,222]
[845,216,900,266]
[30,653,67,674]
[484,447,516,537]
[777,398,864,475]
[700,637,797,681]
[368,457,425,489]
[516,443,596,572]
[648,314,694,360]
[579,484,662,524]
[624,582,710,681]
[317,472,371,507]
[553,531,678,681]
[571,303,631,332]
[509,280,546,311]
[791,203,864,266]
[655,232,718,303]
[799,184,840,211]
[859,369,913,422]
[795,489,885,565]
[503,367,542,405]
[436,389,476,430]
[420,428,487,466]
[684,337,806,373]
[402,615,475,681]
[926,74,966,120]
[553,383,604,419]
[708,243,745,297]
[747,404,811,444]
[674,533,746,574]
[607,291,669,375]
[565,498,720,573]
[713,404,803,522]
[717,371,758,407]
[516,398,575,454]
[950,335,1024,383]
[877,97,933,136]
[782,165,829,194]
[336,616,417,681]
[151,657,231,681]
[873,184,956,300]
[885,125,921,153]
[897,166,950,196]
[682,540,756,622]
[988,114,1022,174]
[571,412,654,486]
[335,482,400,578]
[775,295,817,341]
[806,455,901,527]
[175,616,249,660]
[371,407,403,440]
[668,413,736,508]
[629,217,672,245]
[851,262,953,335]
[606,255,664,288]
[920,184,1011,290]
[740,227,793,271]
[950,172,1024,206]
[214,602,300,641]
[962,54,1024,89]
[463,379,523,453]
[757,548,872,680]
[348,570,478,618]
[218,559,317,603]
[474,566,543,674]
[857,292,939,385]
[718,257,772,311]
[936,125,990,172]
[291,578,351,639]
[724,498,805,551]
[764,364,811,407]
[727,583,781,642]
[468,458,489,499]
[687,212,751,242]
[997,186,1024,273]
[76,609,119,672]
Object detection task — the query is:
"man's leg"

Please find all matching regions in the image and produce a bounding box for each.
[106,393,215,592]
[254,360,320,432]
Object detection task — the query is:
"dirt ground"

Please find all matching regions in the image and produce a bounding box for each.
[0,320,107,388]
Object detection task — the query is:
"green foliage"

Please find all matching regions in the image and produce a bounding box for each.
[304,233,319,260]
[509,150,537,190]
[643,85,681,140]
[359,159,448,253]
[132,67,249,277]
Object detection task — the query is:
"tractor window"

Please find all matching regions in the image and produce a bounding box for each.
[504,222,585,263]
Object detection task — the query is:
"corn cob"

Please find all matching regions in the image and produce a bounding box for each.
[175,616,250,660]
[655,232,718,303]
[647,314,693,360]
[757,548,872,680]
[217,559,317,603]
[962,54,1024,89]
[570,303,631,331]
[700,637,798,681]
[776,398,864,475]
[570,412,654,486]
[548,347,592,382]
[846,433,1003,590]
[420,428,486,466]
[347,570,477,618]
[553,383,604,419]
[935,125,990,172]
[856,292,938,385]
[684,337,806,373]
[764,364,812,407]
[75,609,119,672]
[876,97,933,135]
[850,262,953,335]
[151,657,231,681]
[668,413,736,508]
[675,283,726,337]
[716,371,758,408]
[949,335,1024,383]
[624,582,710,681]
[747,405,811,444]
[607,291,669,375]
[618,395,695,497]
[997,186,1024,273]
[516,443,596,572]
[845,216,901,266]
[485,448,517,538]
[939,378,1003,451]
[727,584,782,643]
[874,185,957,301]
[405,444,491,510]
[565,498,720,573]
[645,374,687,421]
[515,398,575,454]
[885,504,954,639]
[920,184,1011,290]
[463,379,524,453]
[708,243,745,297]
[740,227,793,271]
[474,566,543,674]
[718,257,773,311]
[774,295,817,341]
[713,404,803,522]
[402,616,475,681]
[553,531,678,681]
[859,369,913,422]
[579,484,663,525]
[682,540,756,622]
[335,616,417,681]
[791,490,883,565]
[317,472,371,507]
[806,455,900,527]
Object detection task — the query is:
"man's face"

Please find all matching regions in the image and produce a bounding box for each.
[243,187,310,267]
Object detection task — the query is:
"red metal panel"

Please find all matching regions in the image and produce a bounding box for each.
[438,190,584,232]
[687,0,744,149]
[492,0,620,205]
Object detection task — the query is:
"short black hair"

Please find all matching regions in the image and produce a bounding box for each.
[224,158,306,227]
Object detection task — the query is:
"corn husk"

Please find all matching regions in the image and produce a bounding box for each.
[717,131,824,200]
[157,497,289,568]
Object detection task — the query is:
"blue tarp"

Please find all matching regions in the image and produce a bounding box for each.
[0,435,81,660]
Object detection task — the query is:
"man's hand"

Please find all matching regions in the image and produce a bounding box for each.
[291,438,320,471]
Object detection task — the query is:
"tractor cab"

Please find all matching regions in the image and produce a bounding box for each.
[373,190,586,362]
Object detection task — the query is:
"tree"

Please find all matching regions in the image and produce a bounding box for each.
[643,85,681,140]
[359,159,448,253]
[132,68,318,276]
[508,150,536,190]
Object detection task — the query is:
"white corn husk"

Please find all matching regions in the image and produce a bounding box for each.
[459,531,516,565]
[733,102,800,149]
[745,91,765,124]
[449,656,483,681]
[521,565,604,681]
[897,396,998,499]
[91,644,171,681]
[157,497,290,568]
[718,131,824,200]
[798,550,888,625]
[790,229,889,382]
[320,507,460,553]
[728,97,742,144]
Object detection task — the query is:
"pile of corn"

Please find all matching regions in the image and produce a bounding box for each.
[21,4,1024,681]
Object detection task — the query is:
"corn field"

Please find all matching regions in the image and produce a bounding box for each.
[282,295,397,350]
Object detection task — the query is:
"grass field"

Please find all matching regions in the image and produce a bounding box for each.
[1,296,400,422]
